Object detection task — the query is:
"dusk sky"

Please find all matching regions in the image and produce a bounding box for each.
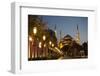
[42,15,88,44]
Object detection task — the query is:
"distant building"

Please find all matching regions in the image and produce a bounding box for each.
[57,25,88,58]
[59,34,82,58]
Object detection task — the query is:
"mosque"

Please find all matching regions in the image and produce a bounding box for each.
[56,25,86,58]
[58,25,81,49]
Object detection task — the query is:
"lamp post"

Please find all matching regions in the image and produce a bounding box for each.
[39,42,42,48]
[33,27,37,35]
[43,35,46,41]
[43,35,46,57]
[29,36,32,42]
[49,41,52,46]
[29,36,33,60]
[33,27,37,59]
[52,43,54,47]
[38,41,42,58]
[48,41,52,56]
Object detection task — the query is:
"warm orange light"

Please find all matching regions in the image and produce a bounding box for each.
[33,27,37,35]
[29,36,32,42]
[44,44,46,47]
[52,43,54,47]
[43,35,46,41]
[39,42,42,48]
[49,41,52,45]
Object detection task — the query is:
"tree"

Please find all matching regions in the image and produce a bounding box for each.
[82,42,88,56]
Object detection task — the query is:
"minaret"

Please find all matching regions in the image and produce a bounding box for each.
[54,24,57,36]
[76,25,80,44]
[60,30,62,41]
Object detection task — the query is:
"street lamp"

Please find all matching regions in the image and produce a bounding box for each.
[43,35,46,41]
[29,36,33,59]
[43,35,46,57]
[33,27,37,35]
[29,36,32,42]
[39,42,42,48]
[49,41,52,46]
[33,27,37,58]
[44,44,46,47]
[52,43,54,47]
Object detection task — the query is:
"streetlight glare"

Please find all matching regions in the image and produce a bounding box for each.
[33,27,37,35]
[43,35,46,41]
[29,36,32,41]
[44,44,46,47]
[52,43,54,47]
[49,41,52,45]
[39,42,42,48]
